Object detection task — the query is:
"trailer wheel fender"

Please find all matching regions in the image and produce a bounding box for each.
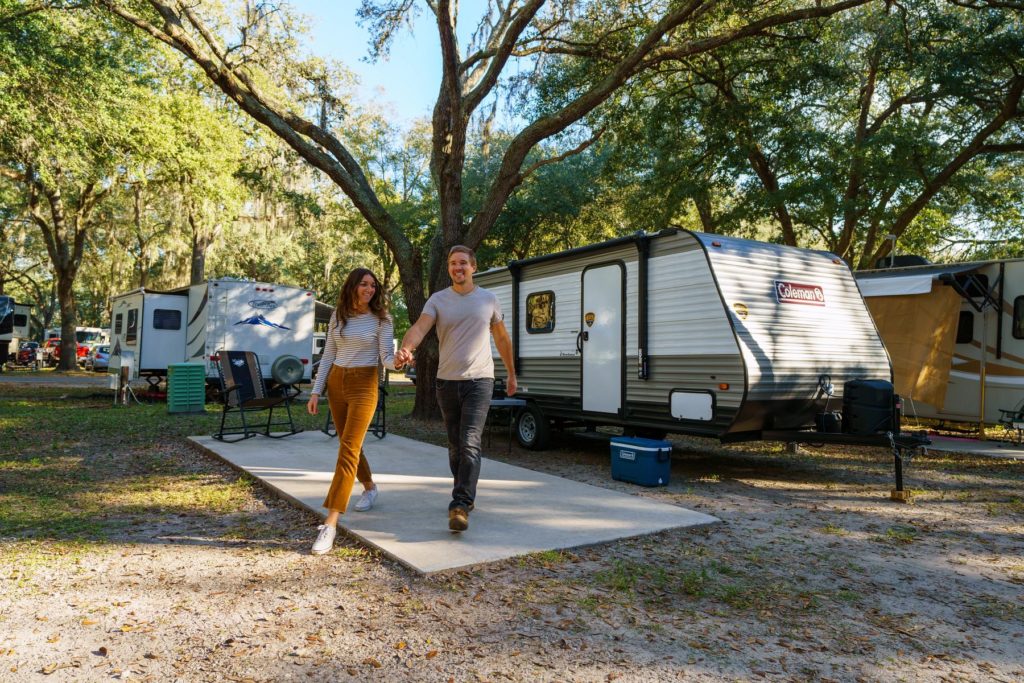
[515,402,551,450]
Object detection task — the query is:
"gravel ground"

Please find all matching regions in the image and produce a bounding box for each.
[2,417,1022,682]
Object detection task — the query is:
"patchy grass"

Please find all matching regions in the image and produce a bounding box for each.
[0,386,322,545]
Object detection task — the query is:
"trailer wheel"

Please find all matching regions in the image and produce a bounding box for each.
[515,403,551,450]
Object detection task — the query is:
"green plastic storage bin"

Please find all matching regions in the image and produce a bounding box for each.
[167,363,207,414]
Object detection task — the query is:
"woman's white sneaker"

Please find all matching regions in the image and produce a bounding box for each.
[311,524,336,555]
[354,486,379,512]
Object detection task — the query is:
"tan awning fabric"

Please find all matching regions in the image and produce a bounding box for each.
[864,286,961,408]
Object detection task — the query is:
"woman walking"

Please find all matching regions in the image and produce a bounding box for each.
[307,267,401,555]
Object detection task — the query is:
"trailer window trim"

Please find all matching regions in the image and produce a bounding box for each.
[955,310,974,345]
[1013,296,1024,340]
[526,290,555,334]
[152,308,182,331]
[126,309,139,344]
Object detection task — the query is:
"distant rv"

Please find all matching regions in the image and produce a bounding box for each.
[1,296,31,367]
[857,258,1024,424]
[108,279,316,383]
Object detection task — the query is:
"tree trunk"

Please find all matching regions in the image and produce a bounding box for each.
[409,332,440,420]
[55,268,79,371]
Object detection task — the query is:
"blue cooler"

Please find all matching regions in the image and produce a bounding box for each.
[610,436,672,486]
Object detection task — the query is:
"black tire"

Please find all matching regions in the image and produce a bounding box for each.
[515,402,551,450]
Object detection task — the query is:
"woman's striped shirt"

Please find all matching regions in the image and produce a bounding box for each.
[311,311,396,395]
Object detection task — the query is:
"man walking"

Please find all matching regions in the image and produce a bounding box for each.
[396,245,517,531]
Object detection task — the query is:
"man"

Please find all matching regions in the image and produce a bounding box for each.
[396,245,517,531]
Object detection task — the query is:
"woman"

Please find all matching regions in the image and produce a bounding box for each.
[307,267,401,555]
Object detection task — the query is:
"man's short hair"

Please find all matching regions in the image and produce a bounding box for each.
[448,244,477,267]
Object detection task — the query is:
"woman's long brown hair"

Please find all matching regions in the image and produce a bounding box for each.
[334,268,389,332]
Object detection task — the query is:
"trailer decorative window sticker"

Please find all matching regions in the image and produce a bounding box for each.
[234,299,291,330]
[774,281,825,306]
[526,291,555,334]
[234,314,291,330]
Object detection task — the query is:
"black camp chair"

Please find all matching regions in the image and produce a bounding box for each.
[998,398,1024,444]
[322,367,389,439]
[214,350,302,442]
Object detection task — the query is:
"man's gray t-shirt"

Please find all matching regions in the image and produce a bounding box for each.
[422,286,503,380]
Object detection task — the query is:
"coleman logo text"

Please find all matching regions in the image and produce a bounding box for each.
[774,281,825,306]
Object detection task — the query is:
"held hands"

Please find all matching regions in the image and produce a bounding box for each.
[395,347,413,368]
[306,394,319,415]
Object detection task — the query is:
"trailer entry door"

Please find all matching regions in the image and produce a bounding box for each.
[581,263,623,414]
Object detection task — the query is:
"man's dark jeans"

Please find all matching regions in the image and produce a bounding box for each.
[435,378,494,511]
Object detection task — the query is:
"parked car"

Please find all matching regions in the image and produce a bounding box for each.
[41,338,61,366]
[50,339,89,366]
[85,345,111,372]
[15,341,39,366]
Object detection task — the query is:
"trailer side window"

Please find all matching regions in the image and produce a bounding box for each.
[114,313,123,335]
[526,291,555,334]
[126,309,138,344]
[955,311,974,344]
[1014,296,1024,340]
[153,309,181,331]
[13,313,27,327]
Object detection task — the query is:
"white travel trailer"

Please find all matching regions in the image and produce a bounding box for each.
[109,279,316,383]
[475,229,923,452]
[1,297,31,365]
[856,258,1024,425]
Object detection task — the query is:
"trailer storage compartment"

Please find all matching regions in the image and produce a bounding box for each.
[610,436,672,487]
[842,379,895,434]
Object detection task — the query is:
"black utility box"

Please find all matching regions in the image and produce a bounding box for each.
[843,379,895,434]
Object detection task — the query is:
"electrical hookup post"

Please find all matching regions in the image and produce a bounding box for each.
[109,350,140,406]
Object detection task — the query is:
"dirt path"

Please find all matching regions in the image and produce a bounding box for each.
[2,411,1022,681]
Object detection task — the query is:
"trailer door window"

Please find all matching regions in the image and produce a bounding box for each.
[1013,296,1024,340]
[955,311,974,344]
[114,313,123,335]
[153,309,181,330]
[126,309,138,344]
[526,291,555,334]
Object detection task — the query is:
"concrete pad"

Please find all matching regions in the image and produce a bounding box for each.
[189,431,719,574]
[925,435,1024,460]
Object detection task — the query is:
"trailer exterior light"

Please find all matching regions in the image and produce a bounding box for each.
[300,358,309,364]
[210,354,219,361]
[711,241,722,247]
[718,383,729,391]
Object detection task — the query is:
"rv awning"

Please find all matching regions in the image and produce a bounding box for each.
[857,263,982,297]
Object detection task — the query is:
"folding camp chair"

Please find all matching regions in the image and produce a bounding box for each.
[321,366,389,439]
[998,398,1024,444]
[214,350,302,442]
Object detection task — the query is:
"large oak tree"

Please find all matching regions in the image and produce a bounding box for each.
[97,0,869,415]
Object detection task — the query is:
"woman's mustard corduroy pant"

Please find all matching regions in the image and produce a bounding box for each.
[323,366,377,512]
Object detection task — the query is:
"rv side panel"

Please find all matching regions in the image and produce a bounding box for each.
[700,234,891,431]
[138,293,189,372]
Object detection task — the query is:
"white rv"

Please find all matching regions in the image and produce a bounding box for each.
[856,258,1024,424]
[1,297,31,366]
[474,229,904,449]
[109,279,316,383]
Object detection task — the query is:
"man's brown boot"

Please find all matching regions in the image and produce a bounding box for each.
[448,507,469,532]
